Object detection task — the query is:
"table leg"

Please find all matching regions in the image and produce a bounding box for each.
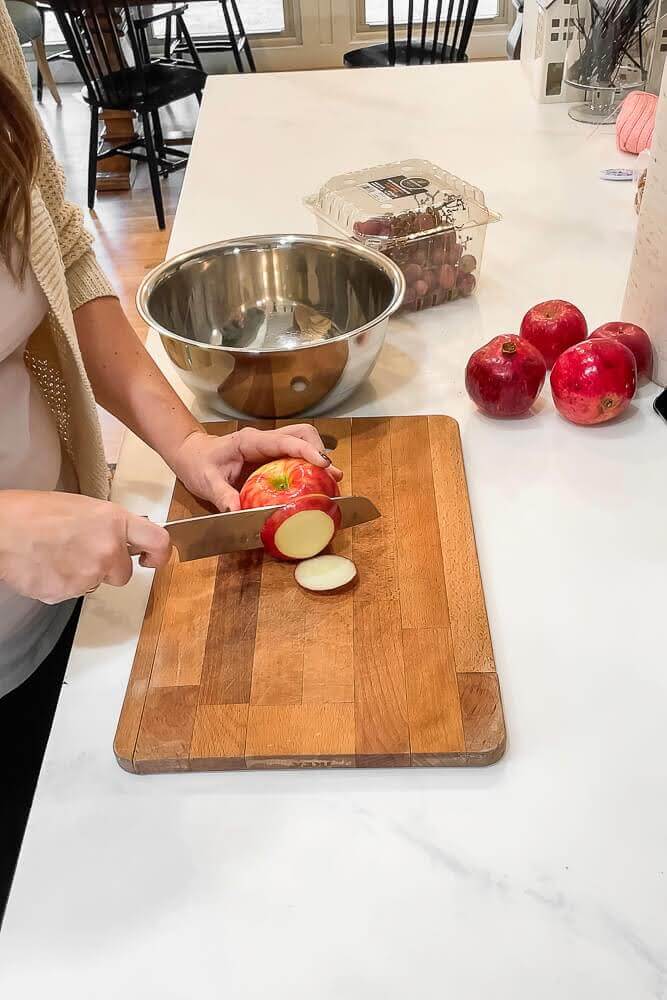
[96,109,137,192]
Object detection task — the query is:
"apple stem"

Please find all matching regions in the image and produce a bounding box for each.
[502,341,518,355]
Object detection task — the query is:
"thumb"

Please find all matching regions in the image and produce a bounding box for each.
[209,478,241,513]
[126,514,172,569]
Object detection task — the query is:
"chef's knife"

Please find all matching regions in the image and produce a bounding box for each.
[164,496,380,562]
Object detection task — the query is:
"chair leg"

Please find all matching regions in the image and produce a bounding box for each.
[164,15,171,61]
[37,5,45,102]
[31,39,61,106]
[178,15,204,73]
[151,110,165,158]
[243,37,256,73]
[141,113,166,230]
[230,0,256,72]
[87,104,99,211]
[220,1,244,73]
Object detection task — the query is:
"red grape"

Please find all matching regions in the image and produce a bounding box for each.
[457,273,476,297]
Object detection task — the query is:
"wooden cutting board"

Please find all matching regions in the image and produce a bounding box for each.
[114,416,505,773]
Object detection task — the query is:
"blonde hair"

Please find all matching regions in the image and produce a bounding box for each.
[0,68,41,280]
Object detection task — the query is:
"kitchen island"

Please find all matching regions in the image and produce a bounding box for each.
[1,62,666,998]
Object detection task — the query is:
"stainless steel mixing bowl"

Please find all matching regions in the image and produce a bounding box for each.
[136,234,405,419]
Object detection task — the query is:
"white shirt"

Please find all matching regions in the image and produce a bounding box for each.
[0,257,77,697]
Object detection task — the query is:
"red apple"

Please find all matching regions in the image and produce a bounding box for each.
[520,299,588,369]
[465,335,547,417]
[261,494,341,561]
[240,458,339,510]
[550,339,636,425]
[590,322,653,381]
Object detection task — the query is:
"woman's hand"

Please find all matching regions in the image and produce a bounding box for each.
[171,424,343,512]
[0,491,172,604]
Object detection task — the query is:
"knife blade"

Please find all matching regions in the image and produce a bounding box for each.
[163,496,380,562]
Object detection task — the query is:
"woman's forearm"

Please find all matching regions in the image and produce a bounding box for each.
[73,296,204,467]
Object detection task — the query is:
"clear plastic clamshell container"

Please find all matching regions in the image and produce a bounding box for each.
[305,158,500,312]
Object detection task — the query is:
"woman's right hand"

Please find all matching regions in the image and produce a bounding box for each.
[0,491,172,604]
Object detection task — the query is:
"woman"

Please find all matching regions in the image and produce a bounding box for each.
[0,1,341,917]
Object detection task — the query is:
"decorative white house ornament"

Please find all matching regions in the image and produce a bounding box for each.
[521,0,580,102]
[622,63,667,385]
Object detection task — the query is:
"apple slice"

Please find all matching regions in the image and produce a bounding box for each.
[260,494,341,561]
[295,555,357,592]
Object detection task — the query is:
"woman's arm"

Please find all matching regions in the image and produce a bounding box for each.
[73,296,205,469]
[74,297,342,511]
[0,491,171,603]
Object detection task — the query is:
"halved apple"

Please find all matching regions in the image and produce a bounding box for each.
[260,494,341,562]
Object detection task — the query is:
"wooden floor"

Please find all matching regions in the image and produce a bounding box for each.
[36,86,200,459]
[37,85,199,334]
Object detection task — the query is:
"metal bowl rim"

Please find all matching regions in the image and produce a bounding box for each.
[135,233,406,355]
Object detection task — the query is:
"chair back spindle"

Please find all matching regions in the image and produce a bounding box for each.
[384,0,479,64]
[51,0,146,107]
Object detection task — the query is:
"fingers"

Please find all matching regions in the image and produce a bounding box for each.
[277,423,326,451]
[271,434,343,482]
[104,547,134,587]
[208,478,241,513]
[126,513,173,570]
[272,426,343,480]
[238,425,343,481]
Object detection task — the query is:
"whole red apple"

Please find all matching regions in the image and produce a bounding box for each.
[240,458,339,510]
[261,494,341,561]
[520,299,588,369]
[550,339,636,425]
[590,322,653,381]
[465,335,547,417]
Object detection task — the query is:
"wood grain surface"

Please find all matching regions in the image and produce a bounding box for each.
[114,417,505,772]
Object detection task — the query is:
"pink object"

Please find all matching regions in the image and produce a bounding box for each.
[616,92,658,155]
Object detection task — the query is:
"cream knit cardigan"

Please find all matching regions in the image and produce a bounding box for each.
[1,0,114,499]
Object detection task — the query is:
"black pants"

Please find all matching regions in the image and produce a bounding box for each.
[0,601,81,926]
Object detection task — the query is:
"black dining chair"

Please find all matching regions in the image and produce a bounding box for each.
[344,0,480,67]
[169,0,256,73]
[50,0,206,229]
[131,3,204,74]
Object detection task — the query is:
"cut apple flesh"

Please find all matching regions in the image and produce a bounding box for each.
[295,555,357,592]
[273,509,336,560]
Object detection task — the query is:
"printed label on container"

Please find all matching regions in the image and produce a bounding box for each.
[361,175,431,202]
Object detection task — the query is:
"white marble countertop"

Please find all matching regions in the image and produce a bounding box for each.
[2,62,667,998]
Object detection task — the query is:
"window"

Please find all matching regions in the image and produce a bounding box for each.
[44,2,290,44]
[363,0,502,26]
[44,12,65,44]
[151,1,286,38]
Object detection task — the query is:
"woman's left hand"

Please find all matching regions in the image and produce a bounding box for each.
[171,424,343,512]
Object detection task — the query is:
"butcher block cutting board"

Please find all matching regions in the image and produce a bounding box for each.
[114,416,505,773]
